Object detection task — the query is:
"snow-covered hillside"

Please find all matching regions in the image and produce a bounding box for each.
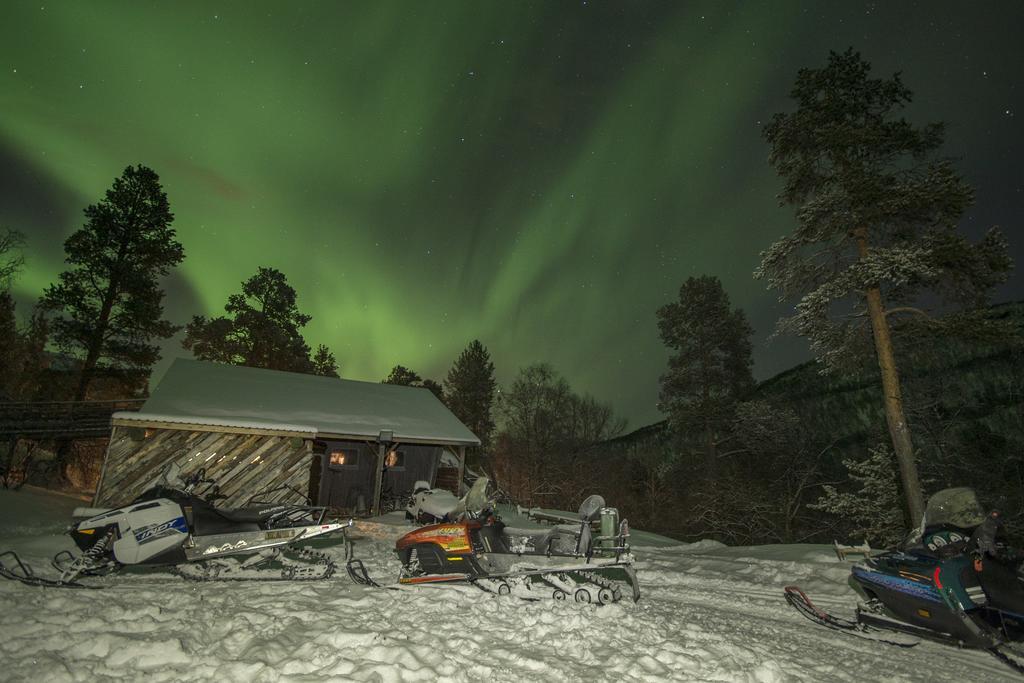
[0,488,1016,682]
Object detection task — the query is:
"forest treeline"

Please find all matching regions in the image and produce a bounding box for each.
[2,49,1021,548]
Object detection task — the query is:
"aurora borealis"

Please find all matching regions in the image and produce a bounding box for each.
[2,2,1022,426]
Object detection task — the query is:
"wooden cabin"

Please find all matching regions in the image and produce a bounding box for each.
[95,359,480,514]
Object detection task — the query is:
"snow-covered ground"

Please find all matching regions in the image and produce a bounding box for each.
[0,488,1017,682]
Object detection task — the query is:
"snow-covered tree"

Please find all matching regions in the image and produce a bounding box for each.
[757,49,1012,523]
[810,445,907,548]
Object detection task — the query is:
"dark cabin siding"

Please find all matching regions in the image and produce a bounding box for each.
[316,439,441,511]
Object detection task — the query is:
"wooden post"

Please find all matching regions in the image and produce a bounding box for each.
[371,440,386,516]
[457,445,466,496]
[92,427,119,506]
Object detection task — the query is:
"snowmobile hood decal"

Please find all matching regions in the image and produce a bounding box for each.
[133,516,188,545]
[852,565,942,603]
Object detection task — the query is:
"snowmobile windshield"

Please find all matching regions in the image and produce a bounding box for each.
[923,487,986,531]
[463,477,490,514]
[145,463,185,491]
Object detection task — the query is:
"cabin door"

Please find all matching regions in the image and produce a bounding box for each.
[317,440,369,512]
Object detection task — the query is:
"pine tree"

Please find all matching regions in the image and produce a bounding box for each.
[311,344,339,378]
[656,275,755,469]
[757,49,1012,523]
[421,379,445,402]
[443,340,497,451]
[183,267,314,373]
[382,365,444,400]
[42,165,185,400]
[382,365,422,386]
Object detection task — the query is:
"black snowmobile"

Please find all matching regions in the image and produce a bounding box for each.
[349,477,640,604]
[0,464,350,587]
[786,487,1024,674]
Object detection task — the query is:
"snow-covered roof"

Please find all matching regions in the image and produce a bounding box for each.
[112,358,480,446]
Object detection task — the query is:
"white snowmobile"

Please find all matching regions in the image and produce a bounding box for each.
[0,464,350,587]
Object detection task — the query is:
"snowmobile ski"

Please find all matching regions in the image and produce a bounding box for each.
[835,489,1024,676]
[988,644,1024,676]
[0,550,102,590]
[784,586,919,647]
[786,585,1024,676]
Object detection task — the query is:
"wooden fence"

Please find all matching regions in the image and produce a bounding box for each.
[0,399,144,440]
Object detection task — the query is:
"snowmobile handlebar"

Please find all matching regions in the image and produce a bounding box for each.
[182,468,221,495]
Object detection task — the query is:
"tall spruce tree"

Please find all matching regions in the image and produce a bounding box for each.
[183,267,315,373]
[443,340,497,451]
[42,165,185,400]
[656,276,754,469]
[757,49,1012,523]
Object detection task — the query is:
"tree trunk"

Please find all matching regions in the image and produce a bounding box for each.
[62,258,123,481]
[856,229,925,524]
[700,343,717,479]
[74,271,122,402]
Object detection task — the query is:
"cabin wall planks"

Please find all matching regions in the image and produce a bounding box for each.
[94,426,314,507]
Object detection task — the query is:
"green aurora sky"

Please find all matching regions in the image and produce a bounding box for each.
[2,1,1022,427]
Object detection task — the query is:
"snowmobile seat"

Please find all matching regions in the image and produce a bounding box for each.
[501,525,579,555]
[475,523,510,554]
[978,556,1024,616]
[214,506,281,524]
[185,499,280,536]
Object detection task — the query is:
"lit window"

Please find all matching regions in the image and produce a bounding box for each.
[385,449,405,468]
[329,449,357,467]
